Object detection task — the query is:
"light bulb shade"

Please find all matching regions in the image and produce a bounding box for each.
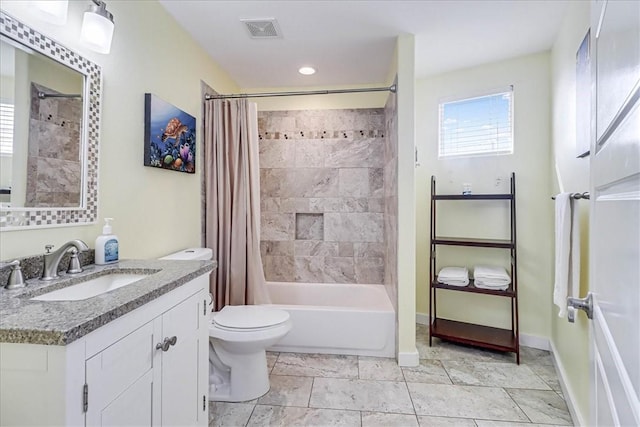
[32,1,69,25]
[81,7,114,54]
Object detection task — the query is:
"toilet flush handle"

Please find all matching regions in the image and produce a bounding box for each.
[156,336,178,352]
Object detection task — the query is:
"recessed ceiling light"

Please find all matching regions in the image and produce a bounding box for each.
[298,66,316,75]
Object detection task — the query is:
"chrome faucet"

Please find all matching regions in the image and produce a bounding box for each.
[41,240,90,281]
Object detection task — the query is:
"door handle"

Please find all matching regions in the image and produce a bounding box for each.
[156,336,178,352]
[567,292,593,322]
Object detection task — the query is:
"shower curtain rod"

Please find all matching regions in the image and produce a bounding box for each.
[205,84,396,100]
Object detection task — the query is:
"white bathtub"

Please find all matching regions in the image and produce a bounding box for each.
[264,281,396,357]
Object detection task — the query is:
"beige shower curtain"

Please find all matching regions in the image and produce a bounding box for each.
[204,98,270,310]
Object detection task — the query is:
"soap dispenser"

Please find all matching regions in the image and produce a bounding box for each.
[95,218,119,265]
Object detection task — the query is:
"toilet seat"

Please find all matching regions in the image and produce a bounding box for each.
[212,305,290,331]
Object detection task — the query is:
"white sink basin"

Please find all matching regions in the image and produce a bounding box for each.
[31,273,148,301]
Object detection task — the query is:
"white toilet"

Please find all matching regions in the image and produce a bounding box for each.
[160,248,292,402]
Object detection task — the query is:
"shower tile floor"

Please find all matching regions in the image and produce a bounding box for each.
[209,324,574,427]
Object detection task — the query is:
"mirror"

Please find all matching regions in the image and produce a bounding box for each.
[0,11,101,230]
[1,36,84,208]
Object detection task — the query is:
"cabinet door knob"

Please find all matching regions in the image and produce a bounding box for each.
[156,339,171,352]
[156,336,178,352]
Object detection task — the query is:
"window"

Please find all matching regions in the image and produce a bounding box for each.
[438,88,513,158]
[0,102,14,156]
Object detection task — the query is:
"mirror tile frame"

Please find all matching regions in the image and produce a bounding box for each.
[0,11,100,230]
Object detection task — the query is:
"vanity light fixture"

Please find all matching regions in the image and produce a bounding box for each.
[80,0,115,54]
[298,66,316,76]
[31,0,69,25]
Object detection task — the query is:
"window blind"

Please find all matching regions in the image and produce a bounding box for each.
[439,89,513,158]
[0,102,14,156]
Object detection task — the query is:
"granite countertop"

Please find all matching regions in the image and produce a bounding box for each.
[0,259,216,346]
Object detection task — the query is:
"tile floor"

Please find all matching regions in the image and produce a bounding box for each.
[209,324,573,427]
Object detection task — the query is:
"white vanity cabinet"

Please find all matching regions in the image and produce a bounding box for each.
[0,274,210,426]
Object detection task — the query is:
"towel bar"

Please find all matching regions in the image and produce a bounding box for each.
[551,192,590,200]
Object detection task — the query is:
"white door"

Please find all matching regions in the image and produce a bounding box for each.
[589,0,639,425]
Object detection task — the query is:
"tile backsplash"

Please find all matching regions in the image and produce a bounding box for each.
[0,250,95,287]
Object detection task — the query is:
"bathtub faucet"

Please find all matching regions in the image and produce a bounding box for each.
[41,239,89,281]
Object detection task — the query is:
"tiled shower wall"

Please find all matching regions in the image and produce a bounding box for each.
[25,83,82,207]
[383,86,398,310]
[258,109,389,284]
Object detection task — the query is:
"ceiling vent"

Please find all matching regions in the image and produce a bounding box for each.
[241,18,282,39]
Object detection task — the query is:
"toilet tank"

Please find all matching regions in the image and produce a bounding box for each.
[159,248,213,261]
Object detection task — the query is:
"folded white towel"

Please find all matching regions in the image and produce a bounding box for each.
[438,266,469,287]
[475,281,509,291]
[438,266,469,279]
[438,277,470,287]
[474,265,510,280]
[477,281,510,288]
[474,277,511,286]
[475,278,510,288]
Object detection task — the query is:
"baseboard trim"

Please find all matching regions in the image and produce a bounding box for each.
[416,312,430,326]
[415,312,549,350]
[398,350,419,367]
[550,340,586,426]
[519,334,550,350]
